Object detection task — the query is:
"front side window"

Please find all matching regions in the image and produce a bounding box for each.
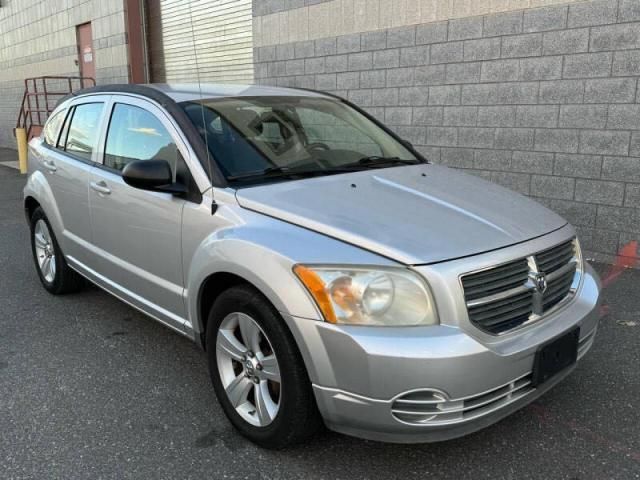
[63,103,104,160]
[42,109,66,146]
[104,103,180,175]
[182,96,420,185]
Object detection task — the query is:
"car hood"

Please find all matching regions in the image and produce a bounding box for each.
[235,164,567,265]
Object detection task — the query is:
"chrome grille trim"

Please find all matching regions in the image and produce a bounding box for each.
[463,258,529,301]
[461,238,582,335]
[536,240,575,274]
[391,373,534,426]
[391,327,596,427]
[466,284,531,308]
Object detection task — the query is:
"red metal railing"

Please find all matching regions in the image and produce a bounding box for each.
[15,76,96,139]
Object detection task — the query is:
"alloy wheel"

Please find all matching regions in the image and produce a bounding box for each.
[216,312,281,427]
[34,219,56,283]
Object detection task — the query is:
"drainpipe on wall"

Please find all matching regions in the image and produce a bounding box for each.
[140,0,151,83]
[124,0,148,84]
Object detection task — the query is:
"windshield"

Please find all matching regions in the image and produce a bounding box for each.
[181,95,421,185]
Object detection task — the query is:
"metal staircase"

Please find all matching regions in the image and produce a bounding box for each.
[15,76,96,141]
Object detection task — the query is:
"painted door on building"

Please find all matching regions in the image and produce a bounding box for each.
[76,23,95,87]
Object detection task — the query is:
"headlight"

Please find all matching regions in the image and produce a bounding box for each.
[293,265,438,326]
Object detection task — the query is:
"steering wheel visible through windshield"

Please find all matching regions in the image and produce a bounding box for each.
[181,95,422,186]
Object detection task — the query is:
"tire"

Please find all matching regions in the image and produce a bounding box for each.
[30,207,84,295]
[206,284,322,449]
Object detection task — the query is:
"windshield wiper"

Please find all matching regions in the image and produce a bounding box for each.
[356,156,421,167]
[226,166,292,181]
[227,165,360,182]
[227,157,420,183]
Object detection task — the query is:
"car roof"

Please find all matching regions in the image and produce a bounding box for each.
[146,83,333,102]
[63,83,332,104]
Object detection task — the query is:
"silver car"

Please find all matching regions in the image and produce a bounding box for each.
[24,84,600,448]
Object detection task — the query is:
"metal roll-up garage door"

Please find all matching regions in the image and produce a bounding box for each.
[146,0,254,84]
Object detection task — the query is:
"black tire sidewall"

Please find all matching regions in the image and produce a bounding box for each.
[206,285,316,448]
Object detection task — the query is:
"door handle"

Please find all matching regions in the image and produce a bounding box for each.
[42,160,57,172]
[90,180,111,195]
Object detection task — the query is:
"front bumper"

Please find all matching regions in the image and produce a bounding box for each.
[285,264,600,443]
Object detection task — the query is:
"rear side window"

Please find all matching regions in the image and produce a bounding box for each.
[104,103,180,175]
[42,109,66,146]
[61,103,104,161]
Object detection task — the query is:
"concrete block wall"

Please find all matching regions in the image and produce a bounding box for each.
[0,0,130,149]
[254,0,640,264]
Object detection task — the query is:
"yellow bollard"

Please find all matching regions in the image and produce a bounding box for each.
[15,127,28,174]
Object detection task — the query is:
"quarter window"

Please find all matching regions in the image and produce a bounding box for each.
[104,103,180,175]
[42,109,66,147]
[63,103,105,160]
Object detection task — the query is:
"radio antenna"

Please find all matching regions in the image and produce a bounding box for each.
[186,0,215,206]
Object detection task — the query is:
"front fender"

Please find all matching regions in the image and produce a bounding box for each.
[184,199,399,340]
[187,235,322,333]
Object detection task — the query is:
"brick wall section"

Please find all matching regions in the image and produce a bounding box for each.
[254,0,640,263]
[0,0,130,149]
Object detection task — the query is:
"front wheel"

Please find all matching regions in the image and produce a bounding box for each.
[206,285,322,448]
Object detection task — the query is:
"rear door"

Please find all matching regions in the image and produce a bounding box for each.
[36,98,108,268]
[87,95,190,331]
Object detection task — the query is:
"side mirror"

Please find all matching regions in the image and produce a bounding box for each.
[122,160,186,195]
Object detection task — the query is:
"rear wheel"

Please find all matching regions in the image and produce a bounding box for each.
[30,207,84,294]
[206,285,322,448]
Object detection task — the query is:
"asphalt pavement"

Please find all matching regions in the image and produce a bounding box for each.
[1,163,639,480]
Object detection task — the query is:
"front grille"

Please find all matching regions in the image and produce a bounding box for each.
[463,258,530,301]
[462,239,580,335]
[462,259,533,334]
[536,241,578,311]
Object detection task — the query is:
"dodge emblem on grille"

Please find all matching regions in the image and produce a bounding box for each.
[534,273,548,294]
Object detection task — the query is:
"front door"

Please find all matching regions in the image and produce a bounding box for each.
[88,96,187,331]
[76,23,95,87]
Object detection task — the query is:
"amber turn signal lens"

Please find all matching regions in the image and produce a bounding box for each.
[293,265,337,323]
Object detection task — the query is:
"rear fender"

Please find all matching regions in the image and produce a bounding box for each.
[24,169,64,237]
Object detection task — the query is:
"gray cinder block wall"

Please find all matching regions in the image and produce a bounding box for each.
[254,0,640,265]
